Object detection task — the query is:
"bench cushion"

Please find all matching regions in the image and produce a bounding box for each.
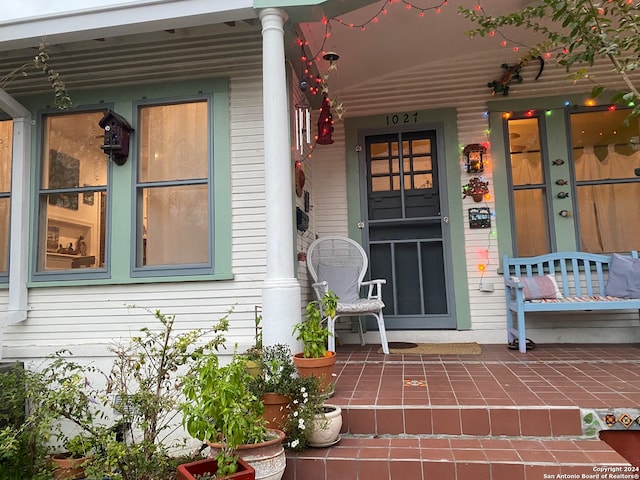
[525,295,626,304]
[605,253,640,298]
[512,274,562,300]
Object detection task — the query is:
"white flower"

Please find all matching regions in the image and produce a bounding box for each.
[291,439,299,448]
[302,392,308,399]
[293,411,298,417]
[300,387,306,393]
[293,399,298,405]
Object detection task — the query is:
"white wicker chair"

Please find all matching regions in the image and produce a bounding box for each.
[307,236,389,354]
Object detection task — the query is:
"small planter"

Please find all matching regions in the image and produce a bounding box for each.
[472,193,484,202]
[51,453,90,480]
[261,393,291,430]
[177,457,255,480]
[308,404,342,447]
[293,352,336,397]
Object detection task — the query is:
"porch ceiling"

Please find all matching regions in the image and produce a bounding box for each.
[298,0,539,92]
[0,0,544,109]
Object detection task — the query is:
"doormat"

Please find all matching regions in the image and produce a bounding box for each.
[380,342,482,355]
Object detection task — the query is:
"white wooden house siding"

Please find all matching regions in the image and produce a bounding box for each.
[1,31,272,360]
[0,19,638,357]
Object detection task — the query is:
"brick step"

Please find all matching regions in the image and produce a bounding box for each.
[284,436,631,480]
[341,405,584,437]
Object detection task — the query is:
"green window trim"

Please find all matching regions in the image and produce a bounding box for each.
[27,78,232,287]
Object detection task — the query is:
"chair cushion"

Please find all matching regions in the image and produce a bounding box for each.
[317,264,361,303]
[336,299,385,314]
[511,274,562,300]
[605,253,640,298]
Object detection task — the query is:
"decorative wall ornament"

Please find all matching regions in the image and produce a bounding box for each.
[487,56,544,96]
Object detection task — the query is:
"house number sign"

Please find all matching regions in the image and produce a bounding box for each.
[386,112,419,125]
[468,207,491,229]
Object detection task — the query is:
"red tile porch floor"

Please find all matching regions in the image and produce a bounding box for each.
[284,343,640,480]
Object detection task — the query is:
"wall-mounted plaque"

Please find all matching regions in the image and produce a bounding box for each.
[468,207,491,229]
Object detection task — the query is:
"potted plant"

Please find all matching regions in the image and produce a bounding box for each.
[244,315,263,378]
[462,176,489,202]
[50,434,94,480]
[181,352,286,480]
[307,404,343,448]
[245,346,326,452]
[292,291,339,396]
[31,308,231,480]
[177,456,255,480]
[247,344,297,430]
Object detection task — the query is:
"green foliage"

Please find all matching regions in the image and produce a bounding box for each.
[293,291,338,358]
[0,363,53,480]
[245,344,323,451]
[0,307,230,480]
[282,374,323,452]
[459,0,640,116]
[248,344,297,397]
[0,43,72,110]
[181,352,268,477]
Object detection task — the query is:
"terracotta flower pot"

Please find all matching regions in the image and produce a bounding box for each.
[292,352,336,397]
[51,453,90,480]
[472,193,484,202]
[260,393,291,430]
[207,428,286,480]
[177,457,255,480]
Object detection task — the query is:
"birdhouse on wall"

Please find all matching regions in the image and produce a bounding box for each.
[99,110,133,166]
[463,144,486,174]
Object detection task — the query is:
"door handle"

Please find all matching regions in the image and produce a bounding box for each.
[357,221,365,229]
[443,216,449,224]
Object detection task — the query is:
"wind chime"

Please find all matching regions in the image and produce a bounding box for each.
[295,103,311,155]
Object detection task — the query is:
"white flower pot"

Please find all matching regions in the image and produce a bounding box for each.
[308,404,342,447]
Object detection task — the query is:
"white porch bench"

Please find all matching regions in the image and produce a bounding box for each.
[503,251,640,353]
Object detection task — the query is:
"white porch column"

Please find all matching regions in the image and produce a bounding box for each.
[259,8,301,350]
[0,90,32,359]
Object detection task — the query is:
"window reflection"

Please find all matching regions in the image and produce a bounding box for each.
[38,111,107,271]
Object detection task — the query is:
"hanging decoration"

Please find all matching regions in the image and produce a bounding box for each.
[316,95,334,145]
[487,57,544,96]
[295,103,311,155]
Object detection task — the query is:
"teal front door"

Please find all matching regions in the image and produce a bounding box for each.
[362,130,455,329]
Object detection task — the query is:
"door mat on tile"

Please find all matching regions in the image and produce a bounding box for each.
[379,342,482,355]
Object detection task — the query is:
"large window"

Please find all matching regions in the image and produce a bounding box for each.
[570,108,640,253]
[135,100,211,271]
[36,111,107,272]
[0,120,12,277]
[506,116,551,256]
[503,105,640,256]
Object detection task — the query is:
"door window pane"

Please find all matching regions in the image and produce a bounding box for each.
[0,120,11,274]
[570,109,640,253]
[38,111,107,271]
[137,100,210,268]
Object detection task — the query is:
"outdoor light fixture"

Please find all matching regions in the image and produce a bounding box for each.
[463,143,486,174]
